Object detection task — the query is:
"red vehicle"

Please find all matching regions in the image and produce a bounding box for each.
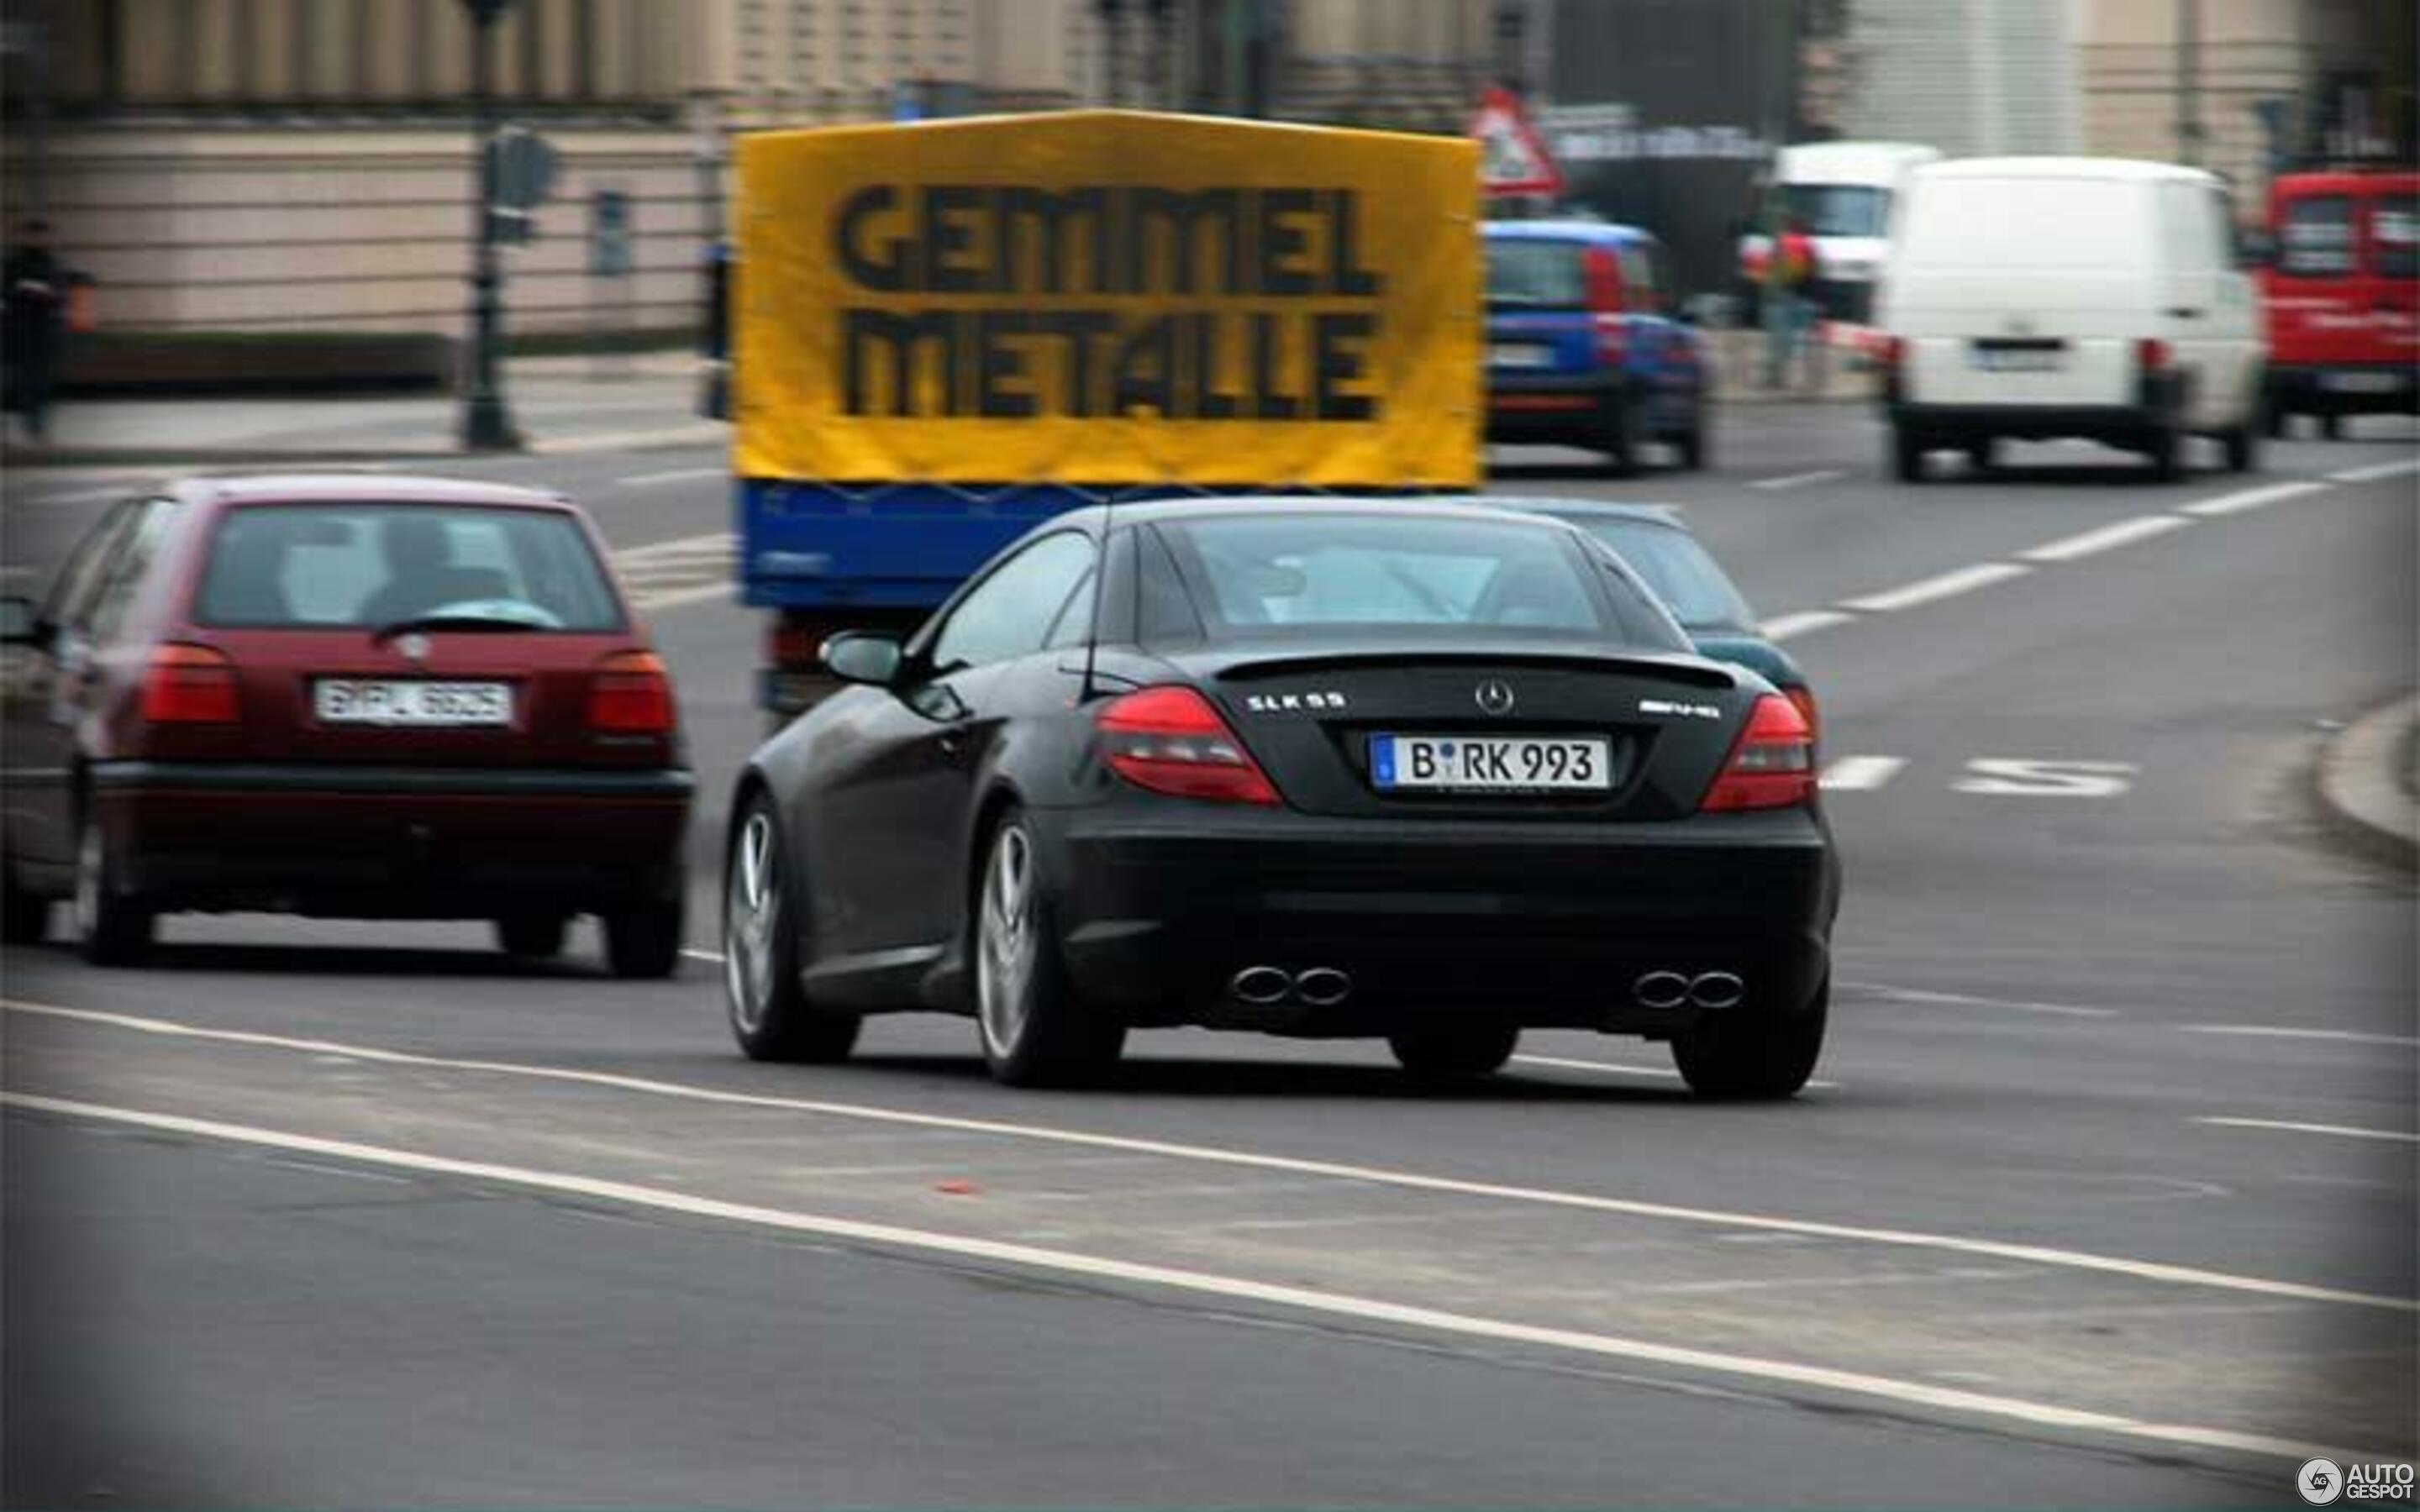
[0,475,692,974]
[2260,166,2419,436]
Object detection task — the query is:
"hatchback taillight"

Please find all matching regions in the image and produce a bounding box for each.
[1097,686,1278,806]
[140,643,239,724]
[1584,244,1626,365]
[1700,694,1817,812]
[588,650,676,734]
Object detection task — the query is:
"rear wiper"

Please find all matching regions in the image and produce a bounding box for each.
[370,612,544,643]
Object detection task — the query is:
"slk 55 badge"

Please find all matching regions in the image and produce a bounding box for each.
[1244,691,1347,713]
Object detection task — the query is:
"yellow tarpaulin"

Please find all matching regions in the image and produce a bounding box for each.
[734,110,1480,487]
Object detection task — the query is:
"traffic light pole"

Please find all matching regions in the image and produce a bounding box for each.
[460,0,522,451]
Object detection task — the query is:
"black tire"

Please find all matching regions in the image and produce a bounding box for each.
[1673,403,1710,471]
[1672,980,1828,1100]
[493,911,568,959]
[2222,418,2260,475]
[723,792,860,1062]
[1388,1020,1519,1084]
[2,861,50,945]
[1599,394,1650,477]
[2264,397,2289,438]
[73,807,153,966]
[974,810,1123,1088]
[604,890,684,979]
[2144,423,2183,482]
[2319,411,2344,440]
[1890,426,1927,483]
[1965,437,1998,475]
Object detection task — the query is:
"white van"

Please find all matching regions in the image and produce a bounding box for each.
[1742,141,1942,323]
[1878,157,2265,482]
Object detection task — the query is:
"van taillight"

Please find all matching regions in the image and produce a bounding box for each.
[1881,334,1907,370]
[139,644,239,724]
[2137,339,2170,372]
[589,651,676,734]
[1700,695,1817,812]
[1097,686,1279,806]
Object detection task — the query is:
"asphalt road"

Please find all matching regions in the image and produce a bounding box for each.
[3,411,2415,1508]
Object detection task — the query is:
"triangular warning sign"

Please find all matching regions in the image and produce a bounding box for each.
[1469,86,1564,197]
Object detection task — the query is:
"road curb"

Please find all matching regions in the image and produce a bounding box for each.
[2314,692,2419,870]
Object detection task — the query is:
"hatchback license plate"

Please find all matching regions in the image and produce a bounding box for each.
[1488,342,1554,369]
[1370,734,1612,793]
[315,680,512,727]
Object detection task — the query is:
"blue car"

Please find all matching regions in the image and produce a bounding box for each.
[1484,220,1712,475]
[1488,498,1817,744]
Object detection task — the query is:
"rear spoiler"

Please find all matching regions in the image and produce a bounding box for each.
[1215,648,1739,690]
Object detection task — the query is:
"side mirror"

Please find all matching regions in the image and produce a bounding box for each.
[0,596,43,647]
[820,630,904,687]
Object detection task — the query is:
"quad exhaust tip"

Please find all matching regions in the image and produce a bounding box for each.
[1228,965,1355,1008]
[1633,970,1746,1011]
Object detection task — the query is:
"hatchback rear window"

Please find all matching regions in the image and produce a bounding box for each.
[1485,239,1587,309]
[193,505,623,631]
[1155,513,1682,649]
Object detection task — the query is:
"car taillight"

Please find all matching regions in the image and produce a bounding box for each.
[139,643,239,724]
[1701,694,1817,812]
[589,650,676,734]
[1585,244,1626,365]
[1783,685,1821,752]
[2137,338,2170,372]
[768,617,818,670]
[1881,334,1907,371]
[1096,685,1278,806]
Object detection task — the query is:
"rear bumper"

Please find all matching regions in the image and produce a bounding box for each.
[92,761,692,916]
[1044,806,1839,1037]
[2268,362,2420,415]
[1888,396,2179,447]
[1486,375,1623,443]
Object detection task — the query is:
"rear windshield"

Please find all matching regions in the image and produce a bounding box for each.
[1574,519,1756,632]
[1153,512,1683,649]
[2375,193,2417,280]
[2279,194,2356,277]
[193,504,623,631]
[1782,183,1890,239]
[1899,178,2146,269]
[1485,239,1586,308]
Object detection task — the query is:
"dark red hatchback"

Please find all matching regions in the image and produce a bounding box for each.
[0,475,692,974]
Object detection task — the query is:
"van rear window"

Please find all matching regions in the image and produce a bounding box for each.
[2279,195,2355,277]
[2375,194,2417,280]
[1898,180,2144,269]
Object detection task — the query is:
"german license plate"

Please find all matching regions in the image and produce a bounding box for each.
[1370,733,1612,793]
[1488,342,1554,369]
[315,680,512,727]
[1970,346,2064,372]
[2323,370,2406,394]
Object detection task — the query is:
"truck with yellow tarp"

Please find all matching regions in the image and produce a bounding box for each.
[732,109,1480,715]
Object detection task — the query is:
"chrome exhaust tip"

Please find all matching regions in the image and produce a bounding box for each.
[1689,971,1745,1010]
[1634,970,1691,1011]
[1294,967,1352,1007]
[1231,965,1293,1006]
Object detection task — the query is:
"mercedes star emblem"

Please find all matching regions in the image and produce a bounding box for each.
[1474,679,1516,716]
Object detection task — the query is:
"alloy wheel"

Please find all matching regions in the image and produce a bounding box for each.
[725,811,781,1035]
[976,825,1036,1058]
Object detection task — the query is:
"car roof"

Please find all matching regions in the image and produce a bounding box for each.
[1912,155,2222,186]
[168,473,576,512]
[1483,218,1651,244]
[1060,493,1597,533]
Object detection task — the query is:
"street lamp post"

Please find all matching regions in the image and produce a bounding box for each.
[460,0,522,451]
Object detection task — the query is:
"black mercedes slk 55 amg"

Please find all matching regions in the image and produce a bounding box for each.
[721,498,1840,1095]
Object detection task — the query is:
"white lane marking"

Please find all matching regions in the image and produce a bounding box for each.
[630,583,734,613]
[11,484,129,507]
[1818,755,1906,792]
[616,467,726,490]
[2326,458,2420,485]
[2180,1024,2420,1049]
[1953,759,2136,798]
[2193,1117,2420,1145]
[2178,480,2329,518]
[1839,562,2031,615]
[1749,469,1847,491]
[681,948,727,963]
[1843,984,2118,1020]
[1760,610,1854,642]
[2018,515,2193,564]
[1512,1053,1841,1093]
[6,997,2407,1311]
[614,530,736,561]
[1,1092,2386,1468]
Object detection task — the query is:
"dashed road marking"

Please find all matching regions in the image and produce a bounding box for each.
[2325,458,2420,485]
[2179,1024,2420,1049]
[1952,759,2137,798]
[2193,1116,2420,1145]
[1840,562,2032,615]
[616,466,727,489]
[0,1092,2391,1467]
[2178,480,2329,518]
[2018,514,2193,563]
[1844,984,2120,1020]
[1818,755,1906,792]
[1760,611,1854,642]
[1749,469,1847,491]
[5,996,2407,1311]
